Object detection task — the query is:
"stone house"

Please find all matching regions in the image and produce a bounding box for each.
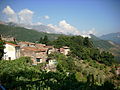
[116,67,120,75]
[59,46,70,55]
[18,41,36,48]
[1,35,16,42]
[35,44,56,54]
[3,42,20,60]
[35,43,46,49]
[44,46,56,54]
[45,58,57,72]
[48,59,57,66]
[21,47,47,64]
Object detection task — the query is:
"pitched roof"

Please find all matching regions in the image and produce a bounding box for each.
[44,46,53,48]
[62,46,69,49]
[22,47,47,52]
[19,41,29,44]
[19,41,35,45]
[6,42,20,47]
[35,44,46,47]
[59,48,65,52]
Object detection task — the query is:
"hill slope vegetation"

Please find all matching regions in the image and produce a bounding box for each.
[0,24,60,42]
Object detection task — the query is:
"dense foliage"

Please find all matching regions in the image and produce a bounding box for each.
[0,57,118,90]
[90,34,114,50]
[0,24,119,62]
[38,35,49,45]
[48,35,115,66]
[0,36,5,60]
[0,24,119,89]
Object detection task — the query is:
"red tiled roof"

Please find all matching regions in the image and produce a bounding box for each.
[0,22,5,24]
[35,44,45,47]
[22,47,47,52]
[44,46,53,48]
[39,48,47,51]
[19,41,29,44]
[60,48,64,52]
[6,42,20,47]
[19,41,35,45]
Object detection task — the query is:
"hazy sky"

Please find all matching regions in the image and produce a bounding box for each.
[0,0,120,36]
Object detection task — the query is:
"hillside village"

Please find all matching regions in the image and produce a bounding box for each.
[2,36,70,71]
[1,35,120,89]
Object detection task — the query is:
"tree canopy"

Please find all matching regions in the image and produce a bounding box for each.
[48,35,115,66]
[0,36,5,60]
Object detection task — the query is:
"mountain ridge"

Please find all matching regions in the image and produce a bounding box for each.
[0,24,120,62]
[99,32,120,44]
[0,24,61,42]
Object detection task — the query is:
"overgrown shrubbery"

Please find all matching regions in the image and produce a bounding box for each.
[0,36,5,60]
[0,56,117,90]
[48,35,115,66]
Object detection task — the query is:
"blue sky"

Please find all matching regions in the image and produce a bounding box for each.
[0,0,120,36]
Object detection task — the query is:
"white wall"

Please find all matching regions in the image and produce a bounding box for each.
[64,49,70,55]
[3,44,20,60]
[49,59,57,66]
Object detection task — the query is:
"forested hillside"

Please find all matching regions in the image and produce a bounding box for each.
[0,24,60,42]
[90,34,120,63]
[0,54,119,89]
[47,35,115,66]
[0,24,119,62]
[100,32,120,44]
[90,34,114,50]
[0,26,120,89]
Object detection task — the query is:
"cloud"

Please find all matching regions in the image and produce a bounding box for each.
[3,5,15,15]
[82,28,96,35]
[43,15,50,19]
[2,5,18,23]
[2,6,34,24]
[2,6,96,37]
[59,20,81,35]
[47,24,61,33]
[48,20,81,35]
[18,9,34,24]
[81,28,96,38]
[32,22,42,25]
[48,21,97,37]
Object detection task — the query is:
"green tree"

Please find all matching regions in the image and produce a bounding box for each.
[43,35,49,45]
[0,36,5,60]
[83,37,93,48]
[100,51,115,66]
[39,37,43,43]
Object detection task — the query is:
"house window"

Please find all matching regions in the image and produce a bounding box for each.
[36,58,41,62]
[8,57,11,60]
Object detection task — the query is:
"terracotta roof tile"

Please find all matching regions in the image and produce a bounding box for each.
[19,41,29,44]
[22,47,47,52]
[35,44,45,47]
[6,42,20,47]
[19,41,35,45]
[44,46,53,48]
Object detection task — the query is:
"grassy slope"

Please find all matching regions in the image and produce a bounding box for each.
[90,34,114,50]
[0,24,60,42]
[90,34,120,62]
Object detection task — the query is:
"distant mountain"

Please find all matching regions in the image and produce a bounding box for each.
[90,34,120,63]
[90,34,114,50]
[99,32,120,44]
[0,21,56,33]
[0,24,61,42]
[0,24,120,62]
[30,25,57,33]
